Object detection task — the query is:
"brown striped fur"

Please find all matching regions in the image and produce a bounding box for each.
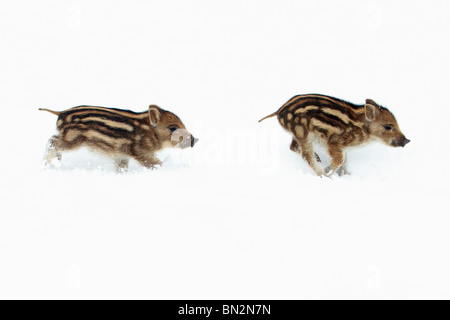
[259,94,410,176]
[40,105,198,172]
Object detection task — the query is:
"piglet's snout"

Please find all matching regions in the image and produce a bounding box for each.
[392,135,410,148]
[191,136,199,148]
[172,129,198,149]
[402,138,410,147]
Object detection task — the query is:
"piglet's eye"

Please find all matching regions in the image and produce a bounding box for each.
[168,126,178,133]
[384,125,393,131]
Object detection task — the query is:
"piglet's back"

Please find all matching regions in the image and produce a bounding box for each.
[54,106,158,154]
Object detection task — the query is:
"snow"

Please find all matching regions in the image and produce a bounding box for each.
[1,0,450,299]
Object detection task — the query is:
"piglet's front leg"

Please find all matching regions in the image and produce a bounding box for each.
[135,154,163,169]
[324,143,345,177]
[335,160,349,176]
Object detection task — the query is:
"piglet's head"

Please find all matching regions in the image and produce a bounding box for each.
[364,99,410,148]
[148,105,198,149]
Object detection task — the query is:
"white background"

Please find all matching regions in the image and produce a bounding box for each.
[0,0,449,299]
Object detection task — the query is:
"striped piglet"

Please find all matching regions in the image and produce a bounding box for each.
[40,104,198,171]
[259,94,409,176]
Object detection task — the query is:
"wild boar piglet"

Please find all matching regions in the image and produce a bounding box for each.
[40,104,198,172]
[259,94,409,176]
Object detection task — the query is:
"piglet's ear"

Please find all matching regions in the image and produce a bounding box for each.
[365,101,380,122]
[148,105,161,126]
[365,99,380,107]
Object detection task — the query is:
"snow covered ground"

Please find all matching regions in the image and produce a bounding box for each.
[1,0,449,299]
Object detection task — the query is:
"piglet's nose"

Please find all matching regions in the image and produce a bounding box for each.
[191,136,199,147]
[402,138,410,147]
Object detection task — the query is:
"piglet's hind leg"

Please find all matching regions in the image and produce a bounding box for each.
[298,136,324,176]
[45,135,64,166]
[114,158,130,173]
